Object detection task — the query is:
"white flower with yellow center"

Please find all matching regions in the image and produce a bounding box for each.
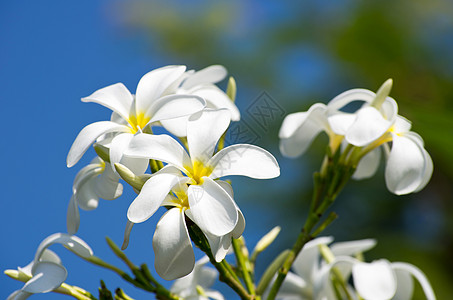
[66,65,206,170]
[160,65,240,137]
[6,233,92,300]
[122,108,279,279]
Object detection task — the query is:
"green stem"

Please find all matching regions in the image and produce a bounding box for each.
[232,238,255,295]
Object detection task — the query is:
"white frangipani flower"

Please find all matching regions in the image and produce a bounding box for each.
[122,108,279,279]
[279,88,376,158]
[279,80,433,195]
[160,65,240,137]
[66,65,206,170]
[171,256,225,300]
[66,157,123,234]
[274,237,376,300]
[6,233,93,300]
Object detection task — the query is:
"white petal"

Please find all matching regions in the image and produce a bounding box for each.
[127,166,182,223]
[190,85,240,121]
[7,290,32,300]
[148,94,206,124]
[205,291,225,300]
[293,236,333,281]
[215,180,234,198]
[76,179,99,211]
[204,232,231,262]
[209,144,280,179]
[187,178,238,236]
[121,220,134,250]
[124,134,191,173]
[353,147,382,180]
[94,163,123,200]
[153,208,195,280]
[187,109,231,164]
[346,107,393,147]
[66,196,80,235]
[277,271,309,299]
[380,98,399,120]
[160,116,190,137]
[353,260,396,300]
[110,133,134,171]
[119,155,149,175]
[67,121,129,167]
[279,104,328,158]
[393,116,412,134]
[231,208,245,239]
[135,65,186,114]
[391,268,413,300]
[182,65,227,89]
[327,113,356,136]
[23,262,67,293]
[82,83,133,122]
[34,233,93,264]
[414,148,433,192]
[385,134,426,195]
[330,239,377,257]
[327,88,376,112]
[391,262,436,300]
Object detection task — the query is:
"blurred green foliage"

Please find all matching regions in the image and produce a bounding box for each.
[113,0,453,298]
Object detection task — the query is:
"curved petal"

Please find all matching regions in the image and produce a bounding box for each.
[327,113,356,136]
[181,65,227,89]
[380,98,398,120]
[153,208,195,280]
[215,180,234,198]
[187,109,231,164]
[393,115,412,134]
[119,155,149,175]
[391,262,436,300]
[346,107,393,147]
[330,239,377,257]
[127,166,182,223]
[277,271,309,299]
[232,208,245,239]
[187,178,238,236]
[391,267,413,300]
[353,147,382,180]
[94,163,123,200]
[135,65,186,114]
[76,179,99,211]
[159,116,190,137]
[414,148,433,193]
[109,133,134,171]
[352,260,396,300]
[385,134,426,195]
[34,233,93,264]
[190,85,240,121]
[293,236,333,281]
[66,196,80,235]
[327,88,376,112]
[204,232,231,262]
[279,104,328,158]
[147,94,206,124]
[121,220,134,250]
[124,134,191,173]
[209,144,280,179]
[7,290,32,300]
[67,121,129,167]
[23,262,67,293]
[82,83,133,122]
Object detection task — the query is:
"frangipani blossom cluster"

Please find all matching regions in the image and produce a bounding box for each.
[6,65,437,300]
[279,79,433,195]
[275,237,435,300]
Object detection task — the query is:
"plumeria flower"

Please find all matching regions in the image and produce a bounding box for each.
[6,233,93,299]
[350,259,436,300]
[160,65,240,137]
[279,80,433,195]
[66,65,206,171]
[170,256,224,300]
[279,87,376,158]
[66,157,124,234]
[122,108,279,279]
[273,237,376,300]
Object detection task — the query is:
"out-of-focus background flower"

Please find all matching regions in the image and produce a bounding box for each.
[1,1,452,299]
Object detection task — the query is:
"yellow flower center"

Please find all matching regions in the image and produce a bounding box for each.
[188,160,214,185]
[128,111,151,134]
[174,190,190,209]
